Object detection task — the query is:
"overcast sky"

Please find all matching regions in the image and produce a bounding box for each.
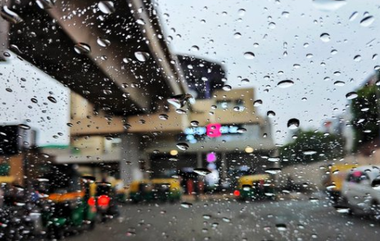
[156,0,380,144]
[0,54,70,146]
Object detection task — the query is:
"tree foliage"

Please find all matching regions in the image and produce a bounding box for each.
[350,83,380,152]
[279,130,345,165]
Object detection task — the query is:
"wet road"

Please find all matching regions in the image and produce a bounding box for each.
[67,195,380,241]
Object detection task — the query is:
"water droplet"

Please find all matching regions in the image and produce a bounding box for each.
[282,11,289,18]
[0,6,23,24]
[244,52,255,59]
[277,80,294,88]
[287,118,300,129]
[268,157,280,162]
[181,202,192,208]
[353,55,361,61]
[5,88,12,92]
[97,38,111,47]
[190,120,199,127]
[265,168,282,174]
[222,85,232,91]
[203,214,212,220]
[134,51,150,62]
[167,94,193,109]
[320,33,330,42]
[253,99,263,107]
[372,54,378,60]
[346,91,358,100]
[335,206,351,214]
[303,150,317,155]
[74,42,91,54]
[360,16,375,27]
[222,217,231,223]
[36,0,54,9]
[136,18,145,25]
[18,124,31,130]
[47,96,57,103]
[176,109,187,115]
[191,45,200,52]
[237,127,247,133]
[159,114,168,120]
[276,224,287,231]
[241,78,250,84]
[31,98,38,103]
[293,63,301,69]
[267,111,276,117]
[268,22,276,29]
[194,168,211,176]
[331,49,338,55]
[234,32,242,39]
[349,11,358,21]
[98,1,115,14]
[238,8,246,16]
[334,81,345,86]
[176,143,189,151]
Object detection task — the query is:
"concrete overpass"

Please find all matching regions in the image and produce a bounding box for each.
[1,0,188,116]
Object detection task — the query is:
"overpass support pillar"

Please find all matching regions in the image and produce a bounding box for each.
[120,133,143,186]
[221,152,227,182]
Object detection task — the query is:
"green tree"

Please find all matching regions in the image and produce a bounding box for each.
[350,82,380,152]
[279,129,345,166]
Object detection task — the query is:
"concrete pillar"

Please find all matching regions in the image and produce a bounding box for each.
[0,1,10,61]
[197,152,203,168]
[221,152,227,181]
[120,133,143,186]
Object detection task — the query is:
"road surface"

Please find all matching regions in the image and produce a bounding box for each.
[67,195,380,241]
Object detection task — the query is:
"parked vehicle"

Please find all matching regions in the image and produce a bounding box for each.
[95,182,119,222]
[129,178,182,203]
[37,165,97,239]
[234,174,276,201]
[339,165,380,217]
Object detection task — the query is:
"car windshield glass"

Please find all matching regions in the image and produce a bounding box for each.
[2,0,380,240]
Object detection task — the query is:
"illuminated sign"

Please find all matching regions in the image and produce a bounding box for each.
[181,124,243,143]
[206,123,222,138]
[184,125,241,136]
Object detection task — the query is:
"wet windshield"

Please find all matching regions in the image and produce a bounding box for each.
[1,0,380,240]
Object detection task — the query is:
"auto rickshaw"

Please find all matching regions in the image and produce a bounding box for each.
[95,182,119,222]
[37,165,97,239]
[323,163,358,205]
[129,178,182,203]
[234,174,276,201]
[151,178,182,202]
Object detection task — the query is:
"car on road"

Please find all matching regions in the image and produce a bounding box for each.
[340,165,380,217]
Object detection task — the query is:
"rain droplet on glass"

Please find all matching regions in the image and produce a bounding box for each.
[134,51,150,62]
[98,1,115,14]
[360,16,375,27]
[244,52,255,59]
[0,6,23,24]
[277,80,294,88]
[74,42,91,54]
[320,33,330,42]
[287,118,300,129]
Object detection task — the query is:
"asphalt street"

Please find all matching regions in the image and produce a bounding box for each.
[67,195,380,241]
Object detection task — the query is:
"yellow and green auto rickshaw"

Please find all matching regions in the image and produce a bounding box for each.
[37,165,97,239]
[323,163,358,205]
[234,174,276,201]
[129,178,182,203]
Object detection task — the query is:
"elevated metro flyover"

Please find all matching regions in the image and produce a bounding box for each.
[2,0,187,115]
